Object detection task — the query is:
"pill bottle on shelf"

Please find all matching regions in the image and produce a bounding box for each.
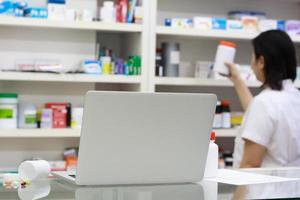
[0,93,18,129]
[100,1,116,23]
[221,100,231,129]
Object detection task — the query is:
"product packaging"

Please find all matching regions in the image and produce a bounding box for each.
[179,61,194,77]
[193,17,212,30]
[82,60,102,74]
[213,101,222,129]
[195,61,212,79]
[15,59,35,71]
[277,20,285,31]
[65,9,75,21]
[221,100,231,129]
[0,1,14,15]
[40,108,53,129]
[127,0,137,23]
[241,16,258,32]
[285,20,300,35]
[134,6,143,24]
[48,3,66,20]
[227,20,243,31]
[100,1,116,22]
[45,103,71,129]
[71,107,83,129]
[116,0,128,23]
[101,56,112,75]
[212,18,227,30]
[35,59,62,73]
[0,93,18,129]
[82,9,94,21]
[170,18,193,28]
[24,7,48,18]
[259,19,277,32]
[18,104,37,129]
[161,42,180,77]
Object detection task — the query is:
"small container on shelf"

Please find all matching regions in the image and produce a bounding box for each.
[0,93,18,129]
[221,100,231,129]
[213,101,222,129]
[18,104,38,129]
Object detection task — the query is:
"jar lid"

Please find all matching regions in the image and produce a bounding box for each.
[104,1,114,7]
[220,41,236,48]
[0,93,18,98]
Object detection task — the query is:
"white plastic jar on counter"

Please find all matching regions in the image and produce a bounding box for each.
[0,93,18,129]
[214,41,237,75]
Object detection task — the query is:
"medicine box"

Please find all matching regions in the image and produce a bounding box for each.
[45,103,71,129]
[193,17,212,30]
[212,18,227,30]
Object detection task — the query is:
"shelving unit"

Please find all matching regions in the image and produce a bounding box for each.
[0,16,143,33]
[0,128,237,138]
[155,77,261,88]
[215,129,238,138]
[157,26,300,43]
[0,0,299,168]
[0,71,141,84]
[155,77,300,88]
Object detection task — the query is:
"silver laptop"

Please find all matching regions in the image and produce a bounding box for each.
[52,91,217,185]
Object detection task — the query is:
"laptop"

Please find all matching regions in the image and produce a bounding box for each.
[75,184,204,200]
[52,91,217,185]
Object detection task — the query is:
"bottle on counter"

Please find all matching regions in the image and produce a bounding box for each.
[204,132,219,178]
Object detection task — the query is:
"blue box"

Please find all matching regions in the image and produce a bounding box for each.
[24,7,48,18]
[48,0,66,4]
[277,20,285,31]
[0,1,14,15]
[212,18,227,30]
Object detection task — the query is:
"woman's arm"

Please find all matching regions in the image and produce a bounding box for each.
[240,139,267,168]
[225,63,253,111]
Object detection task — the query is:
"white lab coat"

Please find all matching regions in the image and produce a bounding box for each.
[233,80,300,168]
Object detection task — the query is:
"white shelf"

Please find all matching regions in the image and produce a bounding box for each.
[156,26,300,43]
[0,129,80,138]
[214,129,238,138]
[0,72,141,84]
[0,128,236,138]
[155,77,261,87]
[155,77,300,88]
[0,17,142,33]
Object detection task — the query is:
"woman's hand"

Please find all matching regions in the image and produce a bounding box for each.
[224,62,242,84]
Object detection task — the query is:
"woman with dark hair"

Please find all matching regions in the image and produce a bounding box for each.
[226,30,300,168]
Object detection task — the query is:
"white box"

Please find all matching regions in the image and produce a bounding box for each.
[259,20,277,32]
[193,17,212,30]
[48,3,66,20]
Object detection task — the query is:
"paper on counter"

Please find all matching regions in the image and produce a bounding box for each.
[204,169,299,186]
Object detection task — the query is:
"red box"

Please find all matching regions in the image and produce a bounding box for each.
[46,103,69,128]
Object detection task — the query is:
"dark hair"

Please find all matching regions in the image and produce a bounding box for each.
[252,30,297,90]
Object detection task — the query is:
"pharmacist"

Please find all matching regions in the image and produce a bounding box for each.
[226,30,300,168]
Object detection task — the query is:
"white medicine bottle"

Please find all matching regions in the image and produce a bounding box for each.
[100,1,116,23]
[214,41,236,75]
[204,132,219,178]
